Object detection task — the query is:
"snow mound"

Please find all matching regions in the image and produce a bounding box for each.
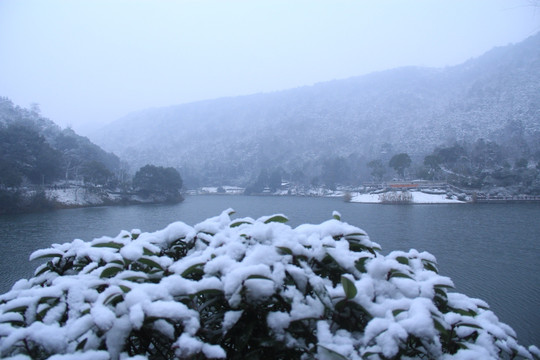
[0,210,535,359]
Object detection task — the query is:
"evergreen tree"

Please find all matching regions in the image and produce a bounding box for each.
[133,165,183,197]
[268,169,282,191]
[80,160,113,185]
[0,124,62,185]
[367,159,386,181]
[389,153,411,179]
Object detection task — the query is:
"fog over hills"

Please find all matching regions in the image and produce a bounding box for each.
[92,32,540,186]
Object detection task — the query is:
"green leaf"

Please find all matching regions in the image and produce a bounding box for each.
[264,214,288,224]
[434,288,447,298]
[38,296,58,305]
[37,305,52,320]
[332,212,341,221]
[110,259,125,267]
[92,242,124,249]
[181,263,204,278]
[76,338,88,351]
[362,352,379,358]
[347,241,371,253]
[456,322,482,330]
[392,309,406,317]
[123,275,147,282]
[396,256,409,265]
[341,276,357,299]
[142,247,158,256]
[246,274,273,281]
[332,234,344,241]
[318,345,348,360]
[171,237,186,245]
[235,316,255,351]
[34,264,49,276]
[104,293,123,306]
[31,252,63,260]
[197,231,215,237]
[355,257,370,273]
[195,288,224,296]
[389,270,414,280]
[230,220,252,228]
[432,317,447,334]
[311,283,333,310]
[5,305,28,314]
[434,284,454,290]
[346,232,367,237]
[138,257,164,271]
[3,319,24,327]
[422,260,438,273]
[119,285,131,293]
[334,299,347,312]
[346,239,376,255]
[197,238,210,246]
[100,265,123,278]
[276,246,293,255]
[451,307,477,317]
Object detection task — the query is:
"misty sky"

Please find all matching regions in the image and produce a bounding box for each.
[0,0,538,135]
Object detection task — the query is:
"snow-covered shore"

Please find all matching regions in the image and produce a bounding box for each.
[45,187,122,207]
[29,185,470,210]
[41,187,182,208]
[191,186,468,204]
[350,191,466,204]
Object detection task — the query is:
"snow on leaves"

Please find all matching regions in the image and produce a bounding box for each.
[0,211,538,360]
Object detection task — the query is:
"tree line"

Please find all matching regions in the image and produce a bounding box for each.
[242,139,540,195]
[363,140,540,193]
[0,98,183,213]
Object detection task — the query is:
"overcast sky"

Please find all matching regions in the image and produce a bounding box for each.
[0,0,538,135]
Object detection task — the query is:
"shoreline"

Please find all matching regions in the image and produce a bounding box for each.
[0,186,184,215]
[349,190,466,204]
[3,187,540,215]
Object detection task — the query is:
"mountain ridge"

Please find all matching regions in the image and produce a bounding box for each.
[91,32,540,185]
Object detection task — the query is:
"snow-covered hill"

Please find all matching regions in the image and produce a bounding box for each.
[91,33,540,185]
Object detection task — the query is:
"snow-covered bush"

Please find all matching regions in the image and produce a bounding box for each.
[380,191,413,204]
[1,210,538,360]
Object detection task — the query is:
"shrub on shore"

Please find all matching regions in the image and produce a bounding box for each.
[0,210,538,359]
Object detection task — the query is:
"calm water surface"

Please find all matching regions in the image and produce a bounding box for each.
[1,195,539,346]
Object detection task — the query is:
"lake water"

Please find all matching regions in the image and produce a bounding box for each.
[1,195,539,346]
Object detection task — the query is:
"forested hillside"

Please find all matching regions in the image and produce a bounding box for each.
[0,98,124,212]
[91,32,540,187]
[0,97,121,187]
